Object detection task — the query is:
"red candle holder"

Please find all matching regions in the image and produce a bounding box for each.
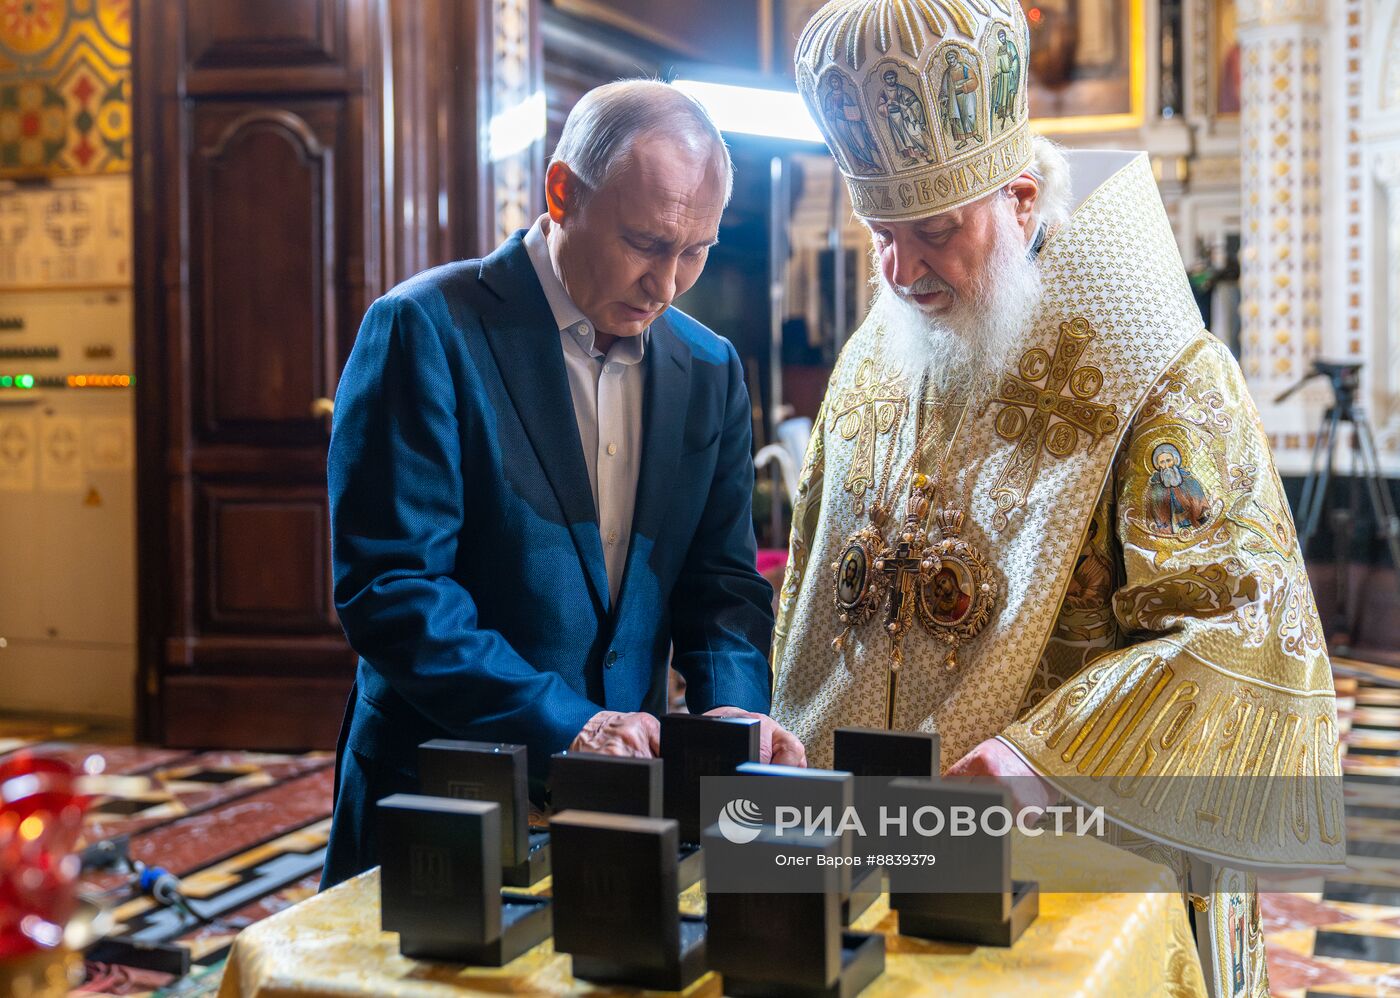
[0,752,91,962]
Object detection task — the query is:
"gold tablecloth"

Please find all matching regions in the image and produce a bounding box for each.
[217,832,1205,997]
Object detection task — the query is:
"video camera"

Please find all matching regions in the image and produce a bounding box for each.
[1274,359,1363,409]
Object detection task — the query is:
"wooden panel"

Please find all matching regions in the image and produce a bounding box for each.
[188,101,340,442]
[163,675,350,750]
[134,0,477,748]
[165,635,356,672]
[186,0,341,69]
[198,481,337,633]
[381,0,492,273]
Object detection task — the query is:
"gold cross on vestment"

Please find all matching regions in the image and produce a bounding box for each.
[988,317,1121,529]
[829,358,906,508]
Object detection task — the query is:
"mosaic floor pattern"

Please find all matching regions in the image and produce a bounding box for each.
[1263,669,1400,998]
[0,724,334,997]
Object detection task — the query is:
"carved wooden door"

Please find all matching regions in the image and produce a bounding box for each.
[134,0,379,747]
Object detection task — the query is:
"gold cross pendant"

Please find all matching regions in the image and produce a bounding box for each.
[832,482,938,672]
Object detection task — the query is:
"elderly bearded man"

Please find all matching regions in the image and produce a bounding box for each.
[774,2,1346,994]
[324,80,805,888]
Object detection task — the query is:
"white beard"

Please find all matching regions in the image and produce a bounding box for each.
[869,207,1044,403]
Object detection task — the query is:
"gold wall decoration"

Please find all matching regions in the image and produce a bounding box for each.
[490,0,537,246]
[1237,0,1325,391]
[1021,0,1146,135]
[0,0,131,178]
[0,173,129,289]
[1337,0,1363,365]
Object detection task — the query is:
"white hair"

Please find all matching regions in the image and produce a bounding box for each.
[551,79,734,205]
[1023,133,1071,230]
[860,137,1068,401]
[871,191,1044,402]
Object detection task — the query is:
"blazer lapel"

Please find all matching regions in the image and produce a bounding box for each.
[477,234,611,614]
[617,314,691,608]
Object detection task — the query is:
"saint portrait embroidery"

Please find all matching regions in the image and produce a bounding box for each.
[872,65,935,167]
[1120,420,1229,551]
[1147,442,1212,534]
[990,28,1021,133]
[937,47,983,150]
[1065,515,1113,610]
[818,70,885,176]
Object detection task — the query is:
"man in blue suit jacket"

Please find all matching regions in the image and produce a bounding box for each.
[323,80,805,886]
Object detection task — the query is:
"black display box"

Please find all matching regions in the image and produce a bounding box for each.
[377,793,551,965]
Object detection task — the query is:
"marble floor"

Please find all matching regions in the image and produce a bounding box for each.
[1262,675,1400,998]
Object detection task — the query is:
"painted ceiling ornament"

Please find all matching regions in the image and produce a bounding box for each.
[795,0,1033,222]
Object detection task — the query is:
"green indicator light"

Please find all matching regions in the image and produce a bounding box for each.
[0,377,10,388]
[18,374,34,389]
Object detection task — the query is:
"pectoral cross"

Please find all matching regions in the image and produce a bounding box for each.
[870,489,938,673]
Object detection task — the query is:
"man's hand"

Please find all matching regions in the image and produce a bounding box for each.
[703,706,808,767]
[946,737,1057,814]
[570,710,660,758]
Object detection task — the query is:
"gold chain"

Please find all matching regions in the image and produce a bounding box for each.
[870,385,970,529]
[868,400,916,518]
[922,397,972,511]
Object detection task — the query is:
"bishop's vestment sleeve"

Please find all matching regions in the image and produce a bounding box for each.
[772,394,830,689]
[1000,333,1347,873]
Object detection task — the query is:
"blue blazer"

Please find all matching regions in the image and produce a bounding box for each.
[322,233,774,885]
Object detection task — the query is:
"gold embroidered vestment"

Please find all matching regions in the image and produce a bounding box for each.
[770,152,1346,998]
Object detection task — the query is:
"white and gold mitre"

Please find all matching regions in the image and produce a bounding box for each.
[795,0,1033,222]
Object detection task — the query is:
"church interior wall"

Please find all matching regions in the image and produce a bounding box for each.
[0,1,136,723]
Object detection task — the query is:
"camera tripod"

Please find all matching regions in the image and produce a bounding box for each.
[1277,361,1400,651]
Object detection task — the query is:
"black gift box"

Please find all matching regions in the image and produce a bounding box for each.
[549,809,706,991]
[883,778,1039,947]
[377,793,551,965]
[733,762,880,924]
[660,713,761,844]
[549,751,662,817]
[704,827,885,998]
[418,739,549,887]
[548,750,704,888]
[832,727,940,779]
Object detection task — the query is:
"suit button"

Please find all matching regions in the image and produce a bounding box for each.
[605,650,618,668]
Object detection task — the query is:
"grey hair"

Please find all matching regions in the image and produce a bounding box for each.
[551,79,734,206]
[1022,134,1071,230]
